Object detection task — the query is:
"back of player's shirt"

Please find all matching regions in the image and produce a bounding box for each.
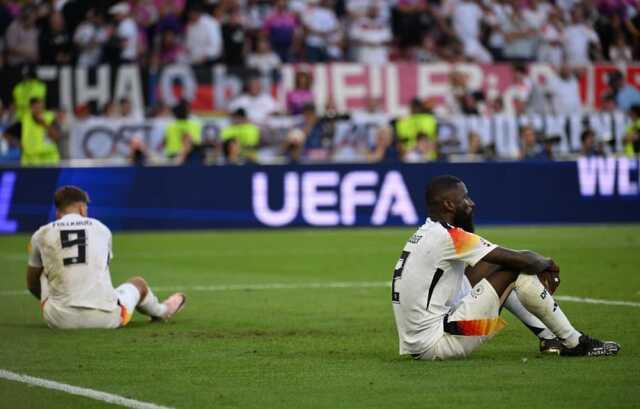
[391,218,496,355]
[28,213,118,312]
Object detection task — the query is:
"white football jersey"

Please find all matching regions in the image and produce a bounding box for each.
[392,218,497,355]
[28,213,118,312]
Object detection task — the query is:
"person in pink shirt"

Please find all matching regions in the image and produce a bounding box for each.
[263,0,299,62]
[287,70,314,115]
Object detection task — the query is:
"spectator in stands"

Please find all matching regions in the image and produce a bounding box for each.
[0,130,20,164]
[537,8,564,66]
[536,134,561,161]
[349,4,392,64]
[185,5,222,65]
[155,1,184,35]
[599,91,617,113]
[20,98,61,166]
[155,29,188,66]
[301,0,341,62]
[452,0,492,63]
[286,70,314,115]
[221,4,248,69]
[102,101,120,117]
[391,0,428,56]
[518,125,542,160]
[609,33,633,63]
[130,0,158,51]
[414,33,439,62]
[221,137,243,165]
[580,129,605,157]
[221,108,260,162]
[119,98,143,121]
[163,100,203,165]
[563,7,601,67]
[0,0,13,50]
[608,70,640,112]
[546,65,582,115]
[128,136,148,166]
[300,103,333,161]
[12,65,46,120]
[367,125,398,163]
[404,132,437,162]
[262,0,299,62]
[500,5,538,62]
[74,9,109,67]
[5,5,39,66]
[395,97,437,154]
[623,105,640,157]
[39,11,73,65]
[466,131,495,161]
[228,74,280,125]
[109,2,139,63]
[247,33,282,80]
[283,128,304,164]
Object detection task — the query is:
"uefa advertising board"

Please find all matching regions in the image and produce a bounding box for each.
[1,159,638,234]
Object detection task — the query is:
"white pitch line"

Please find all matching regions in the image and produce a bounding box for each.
[153,281,389,292]
[0,369,174,409]
[2,281,640,308]
[555,295,640,308]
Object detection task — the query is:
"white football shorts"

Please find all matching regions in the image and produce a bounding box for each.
[42,283,140,329]
[416,279,507,360]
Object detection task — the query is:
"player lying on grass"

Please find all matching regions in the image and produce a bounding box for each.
[26,186,186,329]
[392,175,620,360]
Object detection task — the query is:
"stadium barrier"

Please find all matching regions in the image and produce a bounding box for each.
[2,158,638,234]
[68,112,628,160]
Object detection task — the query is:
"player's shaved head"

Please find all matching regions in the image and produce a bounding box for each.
[425,175,463,212]
[54,186,90,211]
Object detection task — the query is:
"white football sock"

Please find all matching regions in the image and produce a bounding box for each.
[136,287,168,318]
[515,274,581,348]
[504,291,555,340]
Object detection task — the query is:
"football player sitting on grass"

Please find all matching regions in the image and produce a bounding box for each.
[392,175,620,360]
[27,186,186,329]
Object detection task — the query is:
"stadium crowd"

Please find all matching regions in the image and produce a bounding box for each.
[2,0,640,67]
[0,0,640,165]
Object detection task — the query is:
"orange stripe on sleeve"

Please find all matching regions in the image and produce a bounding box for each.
[447,227,481,255]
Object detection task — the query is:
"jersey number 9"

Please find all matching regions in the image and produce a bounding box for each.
[60,229,87,266]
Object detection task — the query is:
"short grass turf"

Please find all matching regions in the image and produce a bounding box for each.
[0,225,639,409]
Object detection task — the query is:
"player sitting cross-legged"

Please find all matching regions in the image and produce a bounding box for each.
[392,175,620,360]
[26,186,186,329]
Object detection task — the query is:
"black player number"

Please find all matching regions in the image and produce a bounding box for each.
[391,251,410,303]
[60,229,87,266]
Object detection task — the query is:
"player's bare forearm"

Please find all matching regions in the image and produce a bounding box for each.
[482,247,554,275]
[26,266,43,300]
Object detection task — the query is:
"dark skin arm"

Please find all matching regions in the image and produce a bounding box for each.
[26,266,43,300]
[482,247,556,276]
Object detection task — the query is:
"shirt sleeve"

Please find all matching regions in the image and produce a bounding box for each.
[441,226,497,267]
[28,235,43,268]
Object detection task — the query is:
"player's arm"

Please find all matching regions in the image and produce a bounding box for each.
[482,247,557,276]
[26,266,43,300]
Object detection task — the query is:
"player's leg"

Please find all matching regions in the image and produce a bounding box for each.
[420,274,509,360]
[468,262,559,351]
[116,276,186,323]
[513,274,619,356]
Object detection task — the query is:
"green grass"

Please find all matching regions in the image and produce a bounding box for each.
[0,225,639,409]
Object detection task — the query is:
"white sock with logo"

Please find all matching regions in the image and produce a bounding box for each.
[504,291,555,340]
[514,274,582,348]
[137,287,167,318]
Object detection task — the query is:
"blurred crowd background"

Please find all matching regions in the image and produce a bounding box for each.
[1,0,640,166]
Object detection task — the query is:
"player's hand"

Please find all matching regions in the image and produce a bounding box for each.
[538,268,560,295]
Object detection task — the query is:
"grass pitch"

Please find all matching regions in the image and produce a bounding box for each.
[0,225,639,409]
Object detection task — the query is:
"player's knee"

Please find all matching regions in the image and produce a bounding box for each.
[514,274,546,314]
[128,276,148,300]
